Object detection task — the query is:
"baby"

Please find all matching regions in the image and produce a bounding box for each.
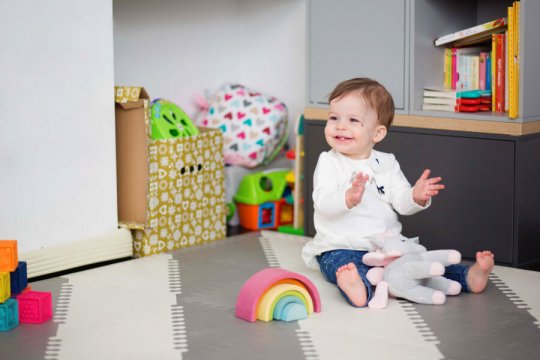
[302,77,494,306]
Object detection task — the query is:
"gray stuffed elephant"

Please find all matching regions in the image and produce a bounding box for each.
[363,235,462,309]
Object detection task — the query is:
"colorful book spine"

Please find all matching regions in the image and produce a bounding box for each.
[471,55,480,90]
[515,1,520,116]
[444,48,453,89]
[434,17,507,46]
[508,5,515,117]
[486,53,492,91]
[491,34,497,111]
[479,52,488,90]
[451,48,458,90]
[510,1,520,118]
[495,33,506,112]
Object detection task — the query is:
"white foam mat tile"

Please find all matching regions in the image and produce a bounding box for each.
[53,253,182,360]
[260,231,443,360]
[491,264,540,328]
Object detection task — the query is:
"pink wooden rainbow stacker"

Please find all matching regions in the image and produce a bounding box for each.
[235,267,321,322]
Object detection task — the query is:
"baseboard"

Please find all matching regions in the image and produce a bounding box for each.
[20,228,133,278]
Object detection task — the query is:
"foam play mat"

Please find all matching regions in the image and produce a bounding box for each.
[1,231,540,359]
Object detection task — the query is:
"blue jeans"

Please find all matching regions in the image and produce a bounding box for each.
[444,264,472,293]
[316,249,373,307]
[317,249,472,307]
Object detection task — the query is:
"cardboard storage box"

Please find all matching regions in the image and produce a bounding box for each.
[115,86,226,257]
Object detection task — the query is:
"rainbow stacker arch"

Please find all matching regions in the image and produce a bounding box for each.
[235,267,321,322]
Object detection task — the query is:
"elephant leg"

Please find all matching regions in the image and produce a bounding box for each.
[401,284,446,305]
[425,276,462,295]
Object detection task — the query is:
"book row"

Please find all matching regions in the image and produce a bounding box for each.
[429,2,520,117]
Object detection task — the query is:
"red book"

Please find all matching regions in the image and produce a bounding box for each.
[495,33,506,112]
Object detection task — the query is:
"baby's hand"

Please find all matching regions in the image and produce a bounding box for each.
[412,169,445,206]
[346,172,369,208]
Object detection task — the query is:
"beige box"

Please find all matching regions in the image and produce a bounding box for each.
[115,86,226,257]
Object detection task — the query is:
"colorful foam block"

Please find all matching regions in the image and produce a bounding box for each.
[0,240,18,272]
[235,267,321,323]
[0,272,10,303]
[10,262,27,296]
[0,298,19,331]
[17,291,53,324]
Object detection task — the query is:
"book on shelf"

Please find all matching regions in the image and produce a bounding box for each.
[494,33,506,112]
[443,48,453,89]
[423,97,481,106]
[423,86,485,100]
[434,17,507,47]
[452,46,489,90]
[422,103,484,113]
[508,1,520,118]
[485,52,492,91]
[479,52,488,90]
[423,87,491,113]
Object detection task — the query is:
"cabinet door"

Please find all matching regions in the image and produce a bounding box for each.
[303,120,330,238]
[377,129,514,264]
[303,121,516,264]
[308,0,407,109]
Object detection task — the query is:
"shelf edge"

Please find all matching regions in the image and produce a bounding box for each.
[304,107,540,136]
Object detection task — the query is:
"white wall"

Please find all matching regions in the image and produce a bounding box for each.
[113,0,306,142]
[0,0,118,253]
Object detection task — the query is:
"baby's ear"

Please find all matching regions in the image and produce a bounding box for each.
[373,125,387,143]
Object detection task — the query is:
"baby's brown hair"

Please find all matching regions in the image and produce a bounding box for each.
[328,78,395,129]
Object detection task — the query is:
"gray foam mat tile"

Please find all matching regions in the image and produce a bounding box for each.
[0,277,68,360]
[171,232,311,360]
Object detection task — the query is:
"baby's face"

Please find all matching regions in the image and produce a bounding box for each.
[325,92,384,160]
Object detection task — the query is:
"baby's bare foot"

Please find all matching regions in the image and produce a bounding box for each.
[336,263,367,306]
[467,251,495,293]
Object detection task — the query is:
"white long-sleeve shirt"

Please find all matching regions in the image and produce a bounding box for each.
[302,149,430,269]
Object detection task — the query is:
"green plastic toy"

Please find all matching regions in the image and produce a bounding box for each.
[150,99,199,139]
[233,169,290,205]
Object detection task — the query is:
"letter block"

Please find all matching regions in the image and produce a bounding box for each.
[0,240,18,272]
[0,272,10,303]
[10,262,28,296]
[16,291,53,324]
[0,298,19,331]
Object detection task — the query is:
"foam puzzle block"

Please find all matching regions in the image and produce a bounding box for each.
[0,272,10,303]
[17,291,53,324]
[0,298,19,331]
[10,262,27,296]
[0,240,18,272]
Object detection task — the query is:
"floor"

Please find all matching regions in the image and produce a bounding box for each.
[2,231,540,360]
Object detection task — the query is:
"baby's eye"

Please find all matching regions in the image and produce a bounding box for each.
[350,118,364,126]
[329,116,338,121]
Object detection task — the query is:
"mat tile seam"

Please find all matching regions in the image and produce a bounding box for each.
[169,258,189,353]
[259,235,280,267]
[489,273,539,329]
[45,282,73,360]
